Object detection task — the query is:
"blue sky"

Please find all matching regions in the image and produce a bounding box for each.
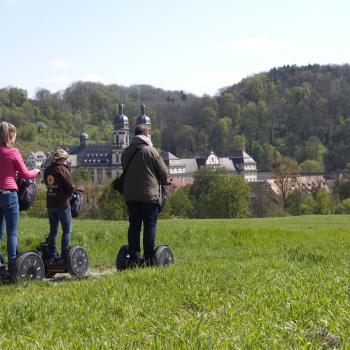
[1,0,349,97]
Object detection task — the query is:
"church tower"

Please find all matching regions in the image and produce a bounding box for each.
[136,100,152,138]
[112,101,129,166]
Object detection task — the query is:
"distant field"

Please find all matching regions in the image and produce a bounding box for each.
[0,215,350,349]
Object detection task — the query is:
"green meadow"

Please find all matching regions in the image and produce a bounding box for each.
[0,215,350,349]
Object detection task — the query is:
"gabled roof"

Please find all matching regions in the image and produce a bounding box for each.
[229,150,256,164]
[62,143,114,168]
[182,158,199,174]
[161,151,181,161]
[161,151,184,167]
[218,157,237,173]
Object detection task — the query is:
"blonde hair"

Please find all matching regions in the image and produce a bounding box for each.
[0,122,16,146]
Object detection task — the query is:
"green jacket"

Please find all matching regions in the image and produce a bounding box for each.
[121,136,169,205]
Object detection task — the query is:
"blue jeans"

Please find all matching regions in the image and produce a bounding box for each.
[0,191,19,264]
[47,207,72,258]
[127,201,159,261]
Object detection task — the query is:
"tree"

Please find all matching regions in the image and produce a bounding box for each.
[8,87,27,107]
[273,157,301,208]
[205,175,251,218]
[337,181,350,200]
[285,190,314,216]
[18,123,37,142]
[253,143,282,171]
[97,185,127,220]
[190,168,250,218]
[168,185,193,218]
[313,188,332,214]
[190,168,223,217]
[300,159,324,174]
[152,128,162,149]
[215,117,232,155]
[232,135,246,151]
[176,125,196,157]
[337,198,350,214]
[35,88,51,100]
[0,89,9,106]
[200,106,217,130]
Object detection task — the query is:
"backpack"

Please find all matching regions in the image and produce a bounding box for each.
[70,191,83,217]
[17,178,37,211]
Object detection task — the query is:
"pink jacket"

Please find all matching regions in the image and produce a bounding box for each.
[0,145,39,191]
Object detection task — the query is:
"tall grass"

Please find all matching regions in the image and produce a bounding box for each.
[0,215,349,348]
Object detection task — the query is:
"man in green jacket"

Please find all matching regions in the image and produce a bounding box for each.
[121,124,171,265]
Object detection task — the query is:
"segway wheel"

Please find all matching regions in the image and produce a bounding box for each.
[116,244,130,271]
[67,245,89,277]
[153,245,174,267]
[14,251,45,282]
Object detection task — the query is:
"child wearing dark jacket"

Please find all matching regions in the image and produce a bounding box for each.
[44,148,75,262]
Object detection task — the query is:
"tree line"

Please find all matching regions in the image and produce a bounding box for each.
[1,63,350,173]
[27,165,350,220]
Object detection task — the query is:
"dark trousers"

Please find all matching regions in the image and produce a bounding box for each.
[126,201,159,261]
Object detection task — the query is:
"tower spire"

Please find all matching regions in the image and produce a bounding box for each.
[141,99,146,115]
[119,98,124,115]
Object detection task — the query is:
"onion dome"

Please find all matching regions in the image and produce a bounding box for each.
[114,102,129,127]
[80,132,89,146]
[136,100,151,125]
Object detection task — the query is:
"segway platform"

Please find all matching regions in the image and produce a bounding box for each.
[116,244,174,271]
[37,243,89,278]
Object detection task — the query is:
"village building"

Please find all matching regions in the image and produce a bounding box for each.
[161,150,257,182]
[44,101,258,184]
[25,151,47,169]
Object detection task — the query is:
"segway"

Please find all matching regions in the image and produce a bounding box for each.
[0,250,45,284]
[116,244,174,271]
[36,242,89,278]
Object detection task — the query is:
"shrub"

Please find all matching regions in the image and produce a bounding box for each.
[313,188,332,214]
[97,184,127,220]
[285,190,314,216]
[168,185,193,218]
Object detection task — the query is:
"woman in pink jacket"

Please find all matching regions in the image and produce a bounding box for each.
[0,122,40,274]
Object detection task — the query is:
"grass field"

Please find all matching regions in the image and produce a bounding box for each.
[0,215,350,349]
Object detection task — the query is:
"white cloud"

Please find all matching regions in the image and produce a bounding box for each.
[218,36,288,54]
[50,59,70,69]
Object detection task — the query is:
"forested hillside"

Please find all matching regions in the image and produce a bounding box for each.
[1,64,350,173]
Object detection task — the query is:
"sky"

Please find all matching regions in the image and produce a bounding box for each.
[1,0,350,97]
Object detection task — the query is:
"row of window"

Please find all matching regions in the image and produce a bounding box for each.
[83,158,110,164]
[85,153,109,158]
